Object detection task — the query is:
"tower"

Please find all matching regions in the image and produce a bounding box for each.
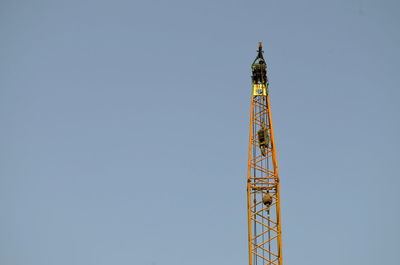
[246,43,283,265]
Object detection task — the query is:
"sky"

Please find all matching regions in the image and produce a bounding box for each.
[0,0,399,264]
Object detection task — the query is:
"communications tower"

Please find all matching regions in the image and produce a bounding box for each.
[246,43,283,265]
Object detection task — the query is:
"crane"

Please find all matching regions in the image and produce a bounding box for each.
[246,42,283,265]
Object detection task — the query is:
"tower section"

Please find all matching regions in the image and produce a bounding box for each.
[246,43,283,265]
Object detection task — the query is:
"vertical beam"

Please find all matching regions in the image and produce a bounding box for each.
[247,97,255,265]
[266,95,283,265]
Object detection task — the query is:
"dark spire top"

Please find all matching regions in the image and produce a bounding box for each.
[257,42,265,61]
[252,42,268,85]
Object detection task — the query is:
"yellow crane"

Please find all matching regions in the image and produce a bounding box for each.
[246,43,283,265]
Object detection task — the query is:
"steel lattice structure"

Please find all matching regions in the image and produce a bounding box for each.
[246,43,283,265]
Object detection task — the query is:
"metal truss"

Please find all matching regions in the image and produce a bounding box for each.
[247,92,283,265]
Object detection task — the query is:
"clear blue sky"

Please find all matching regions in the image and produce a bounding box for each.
[1,0,399,264]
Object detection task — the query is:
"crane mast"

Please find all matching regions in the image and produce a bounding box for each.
[246,43,283,265]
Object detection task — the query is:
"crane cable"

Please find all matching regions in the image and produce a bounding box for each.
[266,95,272,265]
[261,96,266,262]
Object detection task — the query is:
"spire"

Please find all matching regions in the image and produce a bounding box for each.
[252,42,267,86]
[257,42,264,60]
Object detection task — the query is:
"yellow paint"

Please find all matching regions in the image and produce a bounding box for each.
[252,83,267,96]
